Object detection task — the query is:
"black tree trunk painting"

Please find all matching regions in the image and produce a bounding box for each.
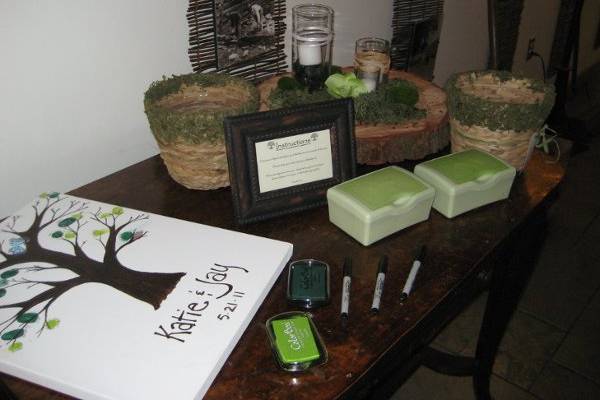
[0,193,185,351]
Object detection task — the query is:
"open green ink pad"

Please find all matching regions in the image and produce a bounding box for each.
[265,312,327,372]
[287,259,330,309]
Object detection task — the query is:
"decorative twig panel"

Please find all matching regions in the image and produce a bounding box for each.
[391,0,444,71]
[188,0,287,82]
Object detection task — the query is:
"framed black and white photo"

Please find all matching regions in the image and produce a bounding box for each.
[391,0,444,77]
[223,99,356,225]
[188,0,287,81]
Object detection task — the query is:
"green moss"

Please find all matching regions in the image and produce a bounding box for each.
[268,86,334,109]
[268,78,424,125]
[354,83,425,124]
[445,70,555,132]
[385,80,419,106]
[144,73,259,145]
[277,76,303,91]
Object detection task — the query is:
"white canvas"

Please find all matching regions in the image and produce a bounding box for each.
[0,193,293,399]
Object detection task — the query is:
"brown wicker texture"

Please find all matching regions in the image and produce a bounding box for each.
[155,85,248,189]
[145,75,258,190]
[156,138,229,190]
[450,120,536,170]
[447,71,554,171]
[155,84,247,189]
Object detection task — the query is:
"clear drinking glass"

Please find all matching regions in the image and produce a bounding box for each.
[292,4,334,92]
[354,37,391,91]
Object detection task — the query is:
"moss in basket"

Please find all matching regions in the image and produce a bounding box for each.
[445,70,555,132]
[144,73,259,145]
[268,76,424,124]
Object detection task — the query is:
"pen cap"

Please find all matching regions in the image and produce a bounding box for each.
[342,257,352,276]
[377,255,388,274]
[416,245,426,260]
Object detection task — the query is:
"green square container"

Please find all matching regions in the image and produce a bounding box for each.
[413,149,516,218]
[327,166,435,246]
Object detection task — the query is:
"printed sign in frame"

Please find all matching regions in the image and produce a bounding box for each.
[224,99,356,224]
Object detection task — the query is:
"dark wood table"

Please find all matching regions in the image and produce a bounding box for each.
[2,148,566,400]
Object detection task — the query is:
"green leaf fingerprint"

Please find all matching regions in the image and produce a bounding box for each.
[58,217,77,227]
[0,270,18,279]
[92,229,109,237]
[120,231,134,241]
[46,319,60,330]
[8,342,23,352]
[17,313,38,323]
[112,207,124,215]
[2,329,24,341]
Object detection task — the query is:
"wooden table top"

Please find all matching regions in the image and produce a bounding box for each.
[3,148,566,400]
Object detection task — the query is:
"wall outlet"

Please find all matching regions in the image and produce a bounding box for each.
[526,37,536,60]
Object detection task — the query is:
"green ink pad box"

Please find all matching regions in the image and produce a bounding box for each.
[327,166,435,246]
[414,149,516,218]
[287,259,330,309]
[265,312,327,372]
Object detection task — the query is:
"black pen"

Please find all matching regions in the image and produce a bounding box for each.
[340,257,352,320]
[371,255,388,314]
[400,246,426,302]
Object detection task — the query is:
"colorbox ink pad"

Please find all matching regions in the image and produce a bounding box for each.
[265,312,327,372]
[287,259,330,309]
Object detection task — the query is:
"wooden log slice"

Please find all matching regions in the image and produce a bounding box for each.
[257,70,449,165]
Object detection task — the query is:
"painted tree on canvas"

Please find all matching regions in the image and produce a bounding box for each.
[0,193,185,352]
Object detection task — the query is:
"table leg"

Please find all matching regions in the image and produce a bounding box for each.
[472,213,548,400]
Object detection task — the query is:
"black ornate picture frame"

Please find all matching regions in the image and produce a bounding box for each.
[188,0,287,81]
[224,99,356,225]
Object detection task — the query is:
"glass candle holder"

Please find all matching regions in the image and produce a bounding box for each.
[354,37,391,91]
[356,66,381,93]
[292,4,334,92]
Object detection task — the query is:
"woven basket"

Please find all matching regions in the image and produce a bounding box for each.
[144,73,259,189]
[155,138,230,190]
[446,71,555,170]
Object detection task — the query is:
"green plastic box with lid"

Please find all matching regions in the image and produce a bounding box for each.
[327,166,435,246]
[414,149,516,218]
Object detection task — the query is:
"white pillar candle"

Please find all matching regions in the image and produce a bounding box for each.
[362,77,377,92]
[298,44,322,66]
[357,69,380,92]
